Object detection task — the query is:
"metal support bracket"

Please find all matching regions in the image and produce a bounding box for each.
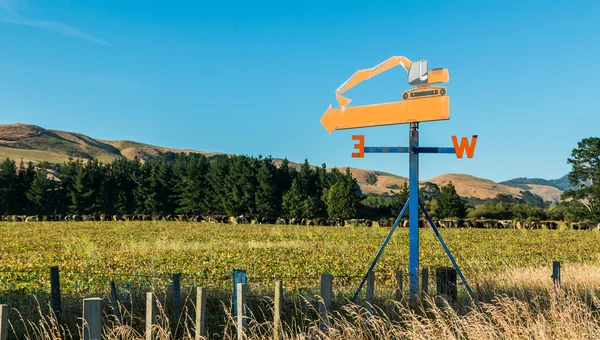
[418,199,474,300]
[353,199,410,300]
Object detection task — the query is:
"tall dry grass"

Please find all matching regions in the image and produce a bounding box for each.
[7,265,600,339]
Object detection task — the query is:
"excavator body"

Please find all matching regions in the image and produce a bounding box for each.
[402,60,449,101]
[334,56,449,108]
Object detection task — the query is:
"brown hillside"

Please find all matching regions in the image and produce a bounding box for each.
[348,168,408,195]
[0,123,225,164]
[99,140,225,161]
[428,174,522,199]
[0,123,121,162]
[524,184,563,203]
[0,123,45,141]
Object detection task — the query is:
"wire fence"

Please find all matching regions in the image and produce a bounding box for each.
[0,267,400,285]
[0,264,460,321]
[0,265,428,338]
[0,261,580,339]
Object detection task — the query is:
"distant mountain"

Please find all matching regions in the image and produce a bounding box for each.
[500,174,576,192]
[0,123,563,203]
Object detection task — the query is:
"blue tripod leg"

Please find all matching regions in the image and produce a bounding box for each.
[353,199,410,301]
[418,199,475,300]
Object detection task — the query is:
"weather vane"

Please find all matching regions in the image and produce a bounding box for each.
[320,55,477,300]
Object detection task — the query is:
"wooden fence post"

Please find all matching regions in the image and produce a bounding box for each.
[274,280,282,340]
[422,268,429,297]
[319,274,333,333]
[195,287,206,340]
[50,266,62,323]
[172,273,182,333]
[395,269,403,301]
[146,292,156,340]
[82,298,102,340]
[366,270,375,313]
[436,267,457,303]
[236,283,247,340]
[0,304,8,340]
[552,261,561,287]
[110,280,123,325]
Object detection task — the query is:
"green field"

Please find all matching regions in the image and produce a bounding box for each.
[2,221,600,296]
[2,222,600,339]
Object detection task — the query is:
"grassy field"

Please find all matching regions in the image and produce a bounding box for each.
[2,222,600,293]
[2,222,600,338]
[2,221,600,293]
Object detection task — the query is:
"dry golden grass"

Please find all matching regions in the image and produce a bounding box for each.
[9,266,600,339]
[0,146,72,164]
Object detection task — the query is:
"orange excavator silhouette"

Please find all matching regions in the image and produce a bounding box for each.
[335,56,449,108]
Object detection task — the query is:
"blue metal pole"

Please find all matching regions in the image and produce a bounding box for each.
[418,199,475,300]
[409,123,419,297]
[352,199,410,300]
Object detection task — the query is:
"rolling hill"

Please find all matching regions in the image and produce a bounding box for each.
[0,123,564,202]
[498,175,584,203]
[0,123,221,164]
[428,174,522,199]
[500,175,576,192]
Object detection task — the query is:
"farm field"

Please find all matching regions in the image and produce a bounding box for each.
[2,221,600,295]
[3,222,600,339]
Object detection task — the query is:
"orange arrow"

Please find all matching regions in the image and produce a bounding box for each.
[320,96,450,134]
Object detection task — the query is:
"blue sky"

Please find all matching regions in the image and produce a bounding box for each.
[0,0,598,182]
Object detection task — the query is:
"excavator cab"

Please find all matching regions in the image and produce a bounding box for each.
[408,60,428,86]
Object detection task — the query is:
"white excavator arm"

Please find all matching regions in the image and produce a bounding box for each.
[335,56,413,107]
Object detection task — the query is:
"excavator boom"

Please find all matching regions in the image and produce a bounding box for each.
[336,56,412,107]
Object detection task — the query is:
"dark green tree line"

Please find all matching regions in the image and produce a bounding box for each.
[1,133,594,222]
[0,153,361,219]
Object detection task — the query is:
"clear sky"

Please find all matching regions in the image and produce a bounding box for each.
[1,0,598,182]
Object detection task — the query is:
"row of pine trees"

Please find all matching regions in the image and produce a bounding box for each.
[0,153,364,219]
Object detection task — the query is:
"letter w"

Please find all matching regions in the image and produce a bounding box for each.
[452,135,477,158]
